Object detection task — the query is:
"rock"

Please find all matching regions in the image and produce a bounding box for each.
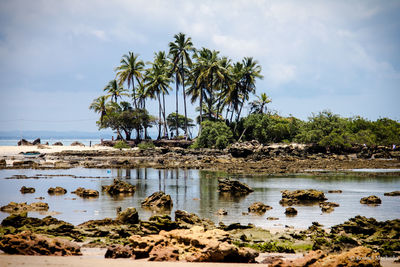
[71,141,85,147]
[218,178,254,194]
[360,195,381,205]
[0,202,49,213]
[228,140,261,157]
[174,210,215,229]
[53,142,63,146]
[270,249,325,266]
[20,186,35,194]
[216,209,228,215]
[384,191,400,196]
[72,187,99,198]
[141,191,173,210]
[285,207,297,216]
[320,202,339,213]
[267,217,279,220]
[48,187,67,195]
[149,246,180,261]
[141,215,179,234]
[328,190,343,193]
[32,138,41,145]
[17,139,33,146]
[0,231,81,256]
[280,189,327,205]
[316,246,380,266]
[13,160,35,167]
[0,159,6,166]
[102,179,135,195]
[105,245,133,258]
[116,207,139,224]
[248,202,272,214]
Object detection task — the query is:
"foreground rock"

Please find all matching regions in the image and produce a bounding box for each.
[48,186,67,195]
[106,226,258,262]
[174,210,215,229]
[141,191,173,210]
[0,231,81,256]
[116,207,139,224]
[72,187,99,198]
[20,186,35,194]
[280,189,327,205]
[248,202,272,214]
[360,195,381,205]
[102,179,135,195]
[0,202,49,213]
[218,178,254,194]
[269,246,379,267]
[384,191,400,196]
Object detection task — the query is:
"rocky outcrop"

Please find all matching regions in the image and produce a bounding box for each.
[105,245,132,258]
[319,202,339,213]
[72,187,99,198]
[102,179,135,195]
[174,210,214,229]
[141,191,173,210]
[384,191,400,196]
[48,187,67,195]
[0,202,49,213]
[248,202,272,214]
[20,186,35,194]
[285,207,297,215]
[269,246,379,267]
[229,140,261,157]
[280,189,327,205]
[360,195,381,205]
[71,141,85,146]
[0,231,81,256]
[106,226,258,262]
[116,207,139,224]
[53,142,63,146]
[218,178,254,194]
[140,215,179,234]
[0,159,6,166]
[17,139,33,146]
[32,138,41,145]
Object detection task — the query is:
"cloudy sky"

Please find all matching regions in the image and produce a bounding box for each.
[0,0,399,134]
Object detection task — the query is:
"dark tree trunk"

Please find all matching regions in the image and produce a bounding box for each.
[181,57,188,140]
[157,94,162,140]
[162,93,168,139]
[175,73,179,138]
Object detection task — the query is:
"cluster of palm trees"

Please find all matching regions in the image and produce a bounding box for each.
[90,32,265,140]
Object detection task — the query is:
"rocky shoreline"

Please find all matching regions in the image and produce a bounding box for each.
[1,142,400,177]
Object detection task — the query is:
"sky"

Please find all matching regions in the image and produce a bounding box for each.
[0,0,399,135]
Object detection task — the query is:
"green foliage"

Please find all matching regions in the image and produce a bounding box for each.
[137,142,155,150]
[166,112,195,134]
[194,120,233,149]
[114,141,130,149]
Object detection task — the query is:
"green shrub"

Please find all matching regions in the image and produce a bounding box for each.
[194,120,233,149]
[113,140,130,149]
[137,142,155,150]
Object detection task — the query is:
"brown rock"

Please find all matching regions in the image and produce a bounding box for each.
[149,245,179,261]
[218,178,254,194]
[285,207,297,216]
[72,187,99,198]
[17,139,33,146]
[328,190,343,193]
[48,187,67,195]
[71,141,85,147]
[102,179,135,195]
[384,191,400,196]
[216,209,228,215]
[0,231,81,256]
[360,195,381,205]
[116,207,139,224]
[141,191,173,210]
[280,189,327,205]
[267,217,279,220]
[20,186,35,194]
[248,202,272,214]
[0,159,6,166]
[313,246,380,266]
[53,142,63,146]
[0,201,49,213]
[32,138,41,145]
[105,245,132,258]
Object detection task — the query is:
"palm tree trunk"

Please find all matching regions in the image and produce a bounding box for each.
[175,74,179,138]
[157,93,162,140]
[132,77,137,109]
[181,57,188,140]
[162,92,168,139]
[199,87,203,135]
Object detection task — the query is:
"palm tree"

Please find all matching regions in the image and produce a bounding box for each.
[249,93,272,114]
[89,95,108,123]
[236,57,263,122]
[103,80,128,103]
[169,33,194,139]
[145,51,171,139]
[115,52,145,109]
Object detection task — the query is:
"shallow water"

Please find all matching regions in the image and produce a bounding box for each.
[0,168,399,228]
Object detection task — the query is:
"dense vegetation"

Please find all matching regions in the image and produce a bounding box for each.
[90,33,400,149]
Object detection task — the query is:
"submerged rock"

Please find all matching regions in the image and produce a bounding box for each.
[0,231,81,256]
[384,191,400,196]
[72,187,99,198]
[284,207,297,216]
[20,186,35,194]
[141,191,173,210]
[320,202,339,213]
[360,195,381,205]
[48,187,67,195]
[328,190,343,193]
[0,201,49,213]
[248,202,272,214]
[102,179,135,195]
[280,189,327,205]
[218,178,254,194]
[116,207,139,224]
[53,142,63,146]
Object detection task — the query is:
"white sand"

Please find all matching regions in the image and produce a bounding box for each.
[0,145,113,157]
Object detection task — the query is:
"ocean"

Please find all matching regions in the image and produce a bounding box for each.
[0,139,102,147]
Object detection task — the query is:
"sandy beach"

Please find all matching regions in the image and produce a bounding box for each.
[0,145,114,157]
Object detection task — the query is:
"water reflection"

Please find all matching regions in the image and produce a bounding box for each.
[0,168,399,228]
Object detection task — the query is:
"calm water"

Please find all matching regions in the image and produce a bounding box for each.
[0,139,101,146]
[0,168,399,228]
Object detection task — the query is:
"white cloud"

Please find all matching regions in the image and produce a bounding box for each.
[266,64,297,86]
